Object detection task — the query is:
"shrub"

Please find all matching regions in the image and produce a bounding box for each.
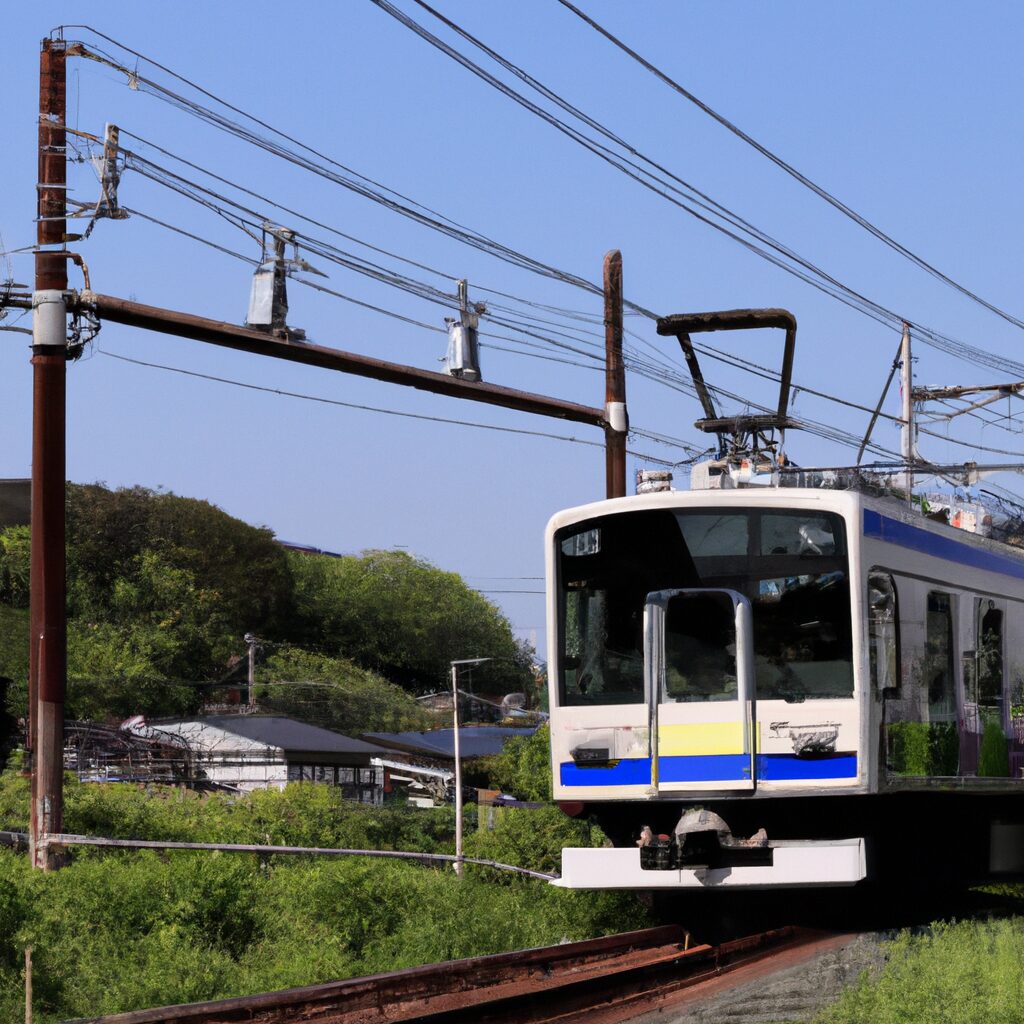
[481,724,552,802]
[464,804,605,879]
[979,720,1010,778]
[887,721,959,775]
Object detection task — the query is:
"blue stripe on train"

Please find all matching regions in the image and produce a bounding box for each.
[559,753,857,787]
[559,758,652,786]
[863,509,1024,581]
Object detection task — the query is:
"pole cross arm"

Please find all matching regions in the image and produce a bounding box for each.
[73,291,607,428]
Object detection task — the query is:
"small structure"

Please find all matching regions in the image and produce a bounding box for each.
[364,725,540,762]
[132,715,388,800]
[65,719,195,785]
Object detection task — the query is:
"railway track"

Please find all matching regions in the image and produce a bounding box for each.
[73,924,855,1024]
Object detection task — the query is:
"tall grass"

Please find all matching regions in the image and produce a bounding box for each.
[816,918,1024,1024]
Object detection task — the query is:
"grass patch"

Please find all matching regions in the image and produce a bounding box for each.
[815,916,1024,1024]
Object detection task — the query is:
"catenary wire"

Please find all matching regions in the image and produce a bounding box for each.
[555,0,1024,334]
[58,31,1024,465]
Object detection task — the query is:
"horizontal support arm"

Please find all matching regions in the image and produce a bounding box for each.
[73,291,607,428]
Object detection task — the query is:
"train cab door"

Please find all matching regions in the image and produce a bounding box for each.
[645,588,756,793]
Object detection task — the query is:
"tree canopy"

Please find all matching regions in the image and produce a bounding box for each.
[0,483,534,734]
[288,548,532,694]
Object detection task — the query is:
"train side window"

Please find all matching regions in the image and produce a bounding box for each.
[976,598,1004,710]
[926,591,956,719]
[868,572,900,695]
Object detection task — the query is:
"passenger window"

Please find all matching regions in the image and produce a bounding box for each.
[663,592,737,702]
[977,599,1004,710]
[926,592,955,719]
[868,572,900,695]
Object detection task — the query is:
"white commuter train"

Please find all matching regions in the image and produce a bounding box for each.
[546,479,1024,889]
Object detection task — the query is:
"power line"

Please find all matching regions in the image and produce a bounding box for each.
[555,0,1024,333]
[59,27,1024,468]
[93,347,693,464]
[370,2,1024,384]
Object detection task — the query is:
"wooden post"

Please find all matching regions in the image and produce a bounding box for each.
[603,251,627,498]
[30,37,69,871]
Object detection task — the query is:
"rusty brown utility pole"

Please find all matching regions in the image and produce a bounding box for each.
[29,37,69,871]
[603,250,627,498]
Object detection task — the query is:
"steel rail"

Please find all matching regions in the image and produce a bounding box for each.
[67,925,842,1024]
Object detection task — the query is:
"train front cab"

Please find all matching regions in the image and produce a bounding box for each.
[547,491,868,889]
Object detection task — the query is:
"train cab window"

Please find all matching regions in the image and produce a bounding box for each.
[926,592,956,719]
[677,514,749,558]
[663,592,737,702]
[562,585,645,704]
[868,572,900,695]
[976,599,1004,710]
[761,513,838,556]
[556,507,853,706]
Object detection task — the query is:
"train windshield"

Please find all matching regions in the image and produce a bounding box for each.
[557,507,852,706]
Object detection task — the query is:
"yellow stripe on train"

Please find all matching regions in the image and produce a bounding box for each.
[657,721,746,756]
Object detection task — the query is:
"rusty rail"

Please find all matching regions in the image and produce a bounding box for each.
[68,925,834,1024]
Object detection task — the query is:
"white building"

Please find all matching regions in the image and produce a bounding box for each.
[137,715,388,801]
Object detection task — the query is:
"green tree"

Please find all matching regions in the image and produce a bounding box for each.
[255,646,433,734]
[289,549,532,693]
[66,483,294,646]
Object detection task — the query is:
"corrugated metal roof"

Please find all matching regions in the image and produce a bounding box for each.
[364,726,538,760]
[195,715,389,757]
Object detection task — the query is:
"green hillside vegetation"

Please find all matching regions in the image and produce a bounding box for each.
[287,546,531,693]
[0,482,531,737]
[0,764,646,1023]
[255,646,433,734]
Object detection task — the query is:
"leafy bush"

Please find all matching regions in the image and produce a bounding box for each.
[887,721,959,776]
[979,720,1011,778]
[464,804,604,879]
[481,724,552,802]
[0,787,650,1022]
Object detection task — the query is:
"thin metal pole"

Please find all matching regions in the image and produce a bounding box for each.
[246,634,257,708]
[899,321,914,496]
[30,37,68,871]
[603,250,627,498]
[452,662,463,877]
[855,338,902,466]
[24,946,32,1024]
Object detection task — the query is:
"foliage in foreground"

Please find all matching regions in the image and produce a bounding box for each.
[814,918,1024,1024]
[0,766,645,1023]
[0,847,646,1023]
[480,723,552,803]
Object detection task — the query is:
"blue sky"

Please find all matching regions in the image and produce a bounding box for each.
[3,2,1023,660]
